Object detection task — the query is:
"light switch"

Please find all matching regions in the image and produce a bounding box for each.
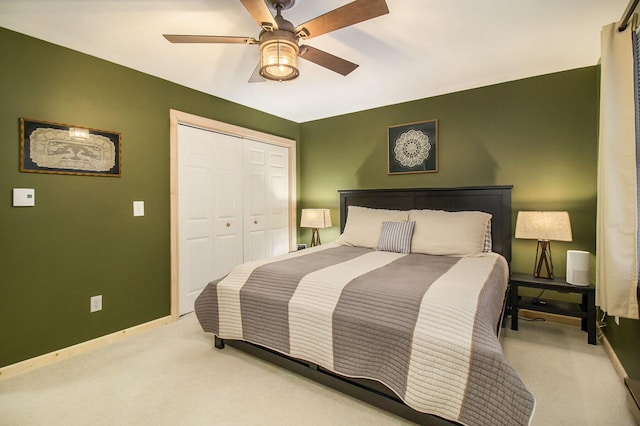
[133,201,144,217]
[13,188,35,207]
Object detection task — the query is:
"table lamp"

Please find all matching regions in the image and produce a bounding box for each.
[300,208,332,247]
[515,211,572,279]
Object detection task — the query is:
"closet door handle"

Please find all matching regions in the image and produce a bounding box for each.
[253,220,258,224]
[226,223,231,227]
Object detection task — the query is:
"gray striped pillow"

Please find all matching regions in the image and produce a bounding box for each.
[377,221,415,254]
[483,221,492,252]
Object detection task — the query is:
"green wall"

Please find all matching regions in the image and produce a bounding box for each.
[604,316,640,379]
[299,67,599,276]
[0,27,299,368]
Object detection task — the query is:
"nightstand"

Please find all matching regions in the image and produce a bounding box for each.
[510,272,597,345]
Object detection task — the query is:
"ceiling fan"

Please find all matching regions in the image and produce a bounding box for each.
[163,0,389,82]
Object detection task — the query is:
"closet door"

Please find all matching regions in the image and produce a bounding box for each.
[244,139,289,262]
[178,125,290,314]
[177,125,243,315]
[211,133,244,278]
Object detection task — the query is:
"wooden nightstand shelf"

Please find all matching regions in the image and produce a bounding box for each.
[510,272,597,345]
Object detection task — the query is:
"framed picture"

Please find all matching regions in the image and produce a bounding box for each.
[20,118,121,177]
[388,119,438,175]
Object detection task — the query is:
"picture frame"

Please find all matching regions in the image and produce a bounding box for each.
[20,118,121,177]
[388,119,438,175]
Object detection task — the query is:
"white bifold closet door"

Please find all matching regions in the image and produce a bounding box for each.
[178,125,289,315]
[243,139,290,262]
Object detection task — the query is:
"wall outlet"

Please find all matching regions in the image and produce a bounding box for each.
[90,295,102,312]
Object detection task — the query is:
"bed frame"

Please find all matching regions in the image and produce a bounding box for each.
[215,185,513,425]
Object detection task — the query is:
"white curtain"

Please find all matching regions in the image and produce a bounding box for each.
[596,22,639,319]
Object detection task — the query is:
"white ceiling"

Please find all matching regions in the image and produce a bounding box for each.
[0,0,629,123]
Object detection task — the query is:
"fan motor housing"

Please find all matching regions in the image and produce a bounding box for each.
[267,0,295,11]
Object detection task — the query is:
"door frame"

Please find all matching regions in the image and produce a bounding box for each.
[169,109,297,319]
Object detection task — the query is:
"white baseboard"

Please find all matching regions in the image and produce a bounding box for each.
[0,315,173,381]
[518,309,582,327]
[599,331,629,382]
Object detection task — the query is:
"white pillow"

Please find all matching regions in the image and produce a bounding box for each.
[337,206,409,248]
[409,209,492,256]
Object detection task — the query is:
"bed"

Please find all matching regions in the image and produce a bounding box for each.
[194,186,535,425]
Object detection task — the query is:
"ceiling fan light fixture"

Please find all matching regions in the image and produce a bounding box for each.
[259,38,299,81]
[164,0,390,82]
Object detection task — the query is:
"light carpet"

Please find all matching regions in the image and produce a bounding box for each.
[0,314,636,425]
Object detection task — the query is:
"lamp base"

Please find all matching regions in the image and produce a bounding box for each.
[533,240,554,279]
[310,228,321,247]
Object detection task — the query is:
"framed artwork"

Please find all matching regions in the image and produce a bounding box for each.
[388,119,438,175]
[20,118,121,177]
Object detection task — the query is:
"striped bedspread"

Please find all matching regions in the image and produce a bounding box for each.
[195,243,535,425]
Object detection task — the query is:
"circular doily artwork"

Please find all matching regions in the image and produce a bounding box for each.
[393,128,431,168]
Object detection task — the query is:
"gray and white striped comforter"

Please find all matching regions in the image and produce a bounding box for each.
[195,243,535,425]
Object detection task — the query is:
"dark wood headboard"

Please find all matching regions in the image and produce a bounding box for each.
[338,186,513,264]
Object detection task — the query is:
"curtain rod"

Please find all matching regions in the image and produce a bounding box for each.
[618,0,640,32]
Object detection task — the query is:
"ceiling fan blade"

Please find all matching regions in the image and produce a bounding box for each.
[295,0,389,39]
[163,34,258,44]
[240,0,278,31]
[249,61,266,83]
[299,45,358,76]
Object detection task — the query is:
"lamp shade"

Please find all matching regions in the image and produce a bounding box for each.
[515,211,572,241]
[300,209,332,229]
[259,38,299,81]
